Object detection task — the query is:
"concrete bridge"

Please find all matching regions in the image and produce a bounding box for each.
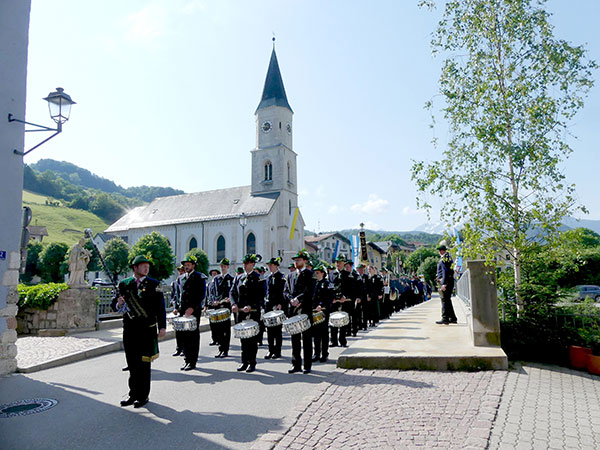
[338,260,508,371]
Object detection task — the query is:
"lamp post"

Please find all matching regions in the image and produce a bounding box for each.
[9,87,76,156]
[239,213,248,259]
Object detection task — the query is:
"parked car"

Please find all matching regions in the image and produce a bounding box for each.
[575,285,600,302]
[91,278,113,287]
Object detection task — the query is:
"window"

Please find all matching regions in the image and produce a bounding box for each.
[264,161,272,181]
[289,200,292,215]
[246,233,256,255]
[189,237,197,250]
[216,235,225,261]
[287,162,291,182]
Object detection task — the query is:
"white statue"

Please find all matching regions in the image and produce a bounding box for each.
[67,238,91,286]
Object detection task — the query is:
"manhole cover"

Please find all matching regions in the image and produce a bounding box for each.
[0,398,58,418]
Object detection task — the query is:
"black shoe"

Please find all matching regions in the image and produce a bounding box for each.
[172,350,182,357]
[271,354,281,359]
[303,369,311,374]
[181,363,191,370]
[184,364,196,371]
[120,397,135,407]
[352,333,357,337]
[215,352,223,358]
[288,367,302,374]
[319,356,328,363]
[122,366,129,371]
[237,364,248,372]
[449,319,458,324]
[133,398,149,409]
[330,343,338,348]
[220,352,229,358]
[264,353,272,360]
[246,365,256,373]
[436,320,450,325]
[311,355,320,362]
[341,344,348,348]
[209,341,218,346]
[258,342,264,347]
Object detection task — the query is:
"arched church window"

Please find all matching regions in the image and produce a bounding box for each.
[216,235,226,261]
[189,237,198,250]
[246,233,256,255]
[264,161,272,181]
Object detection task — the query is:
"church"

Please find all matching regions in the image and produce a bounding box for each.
[105,46,305,270]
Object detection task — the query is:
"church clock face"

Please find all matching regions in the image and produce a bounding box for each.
[261,121,272,133]
[286,123,292,134]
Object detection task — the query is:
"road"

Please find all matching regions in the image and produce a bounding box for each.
[0,328,352,450]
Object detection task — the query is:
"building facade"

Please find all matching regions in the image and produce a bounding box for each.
[106,48,305,271]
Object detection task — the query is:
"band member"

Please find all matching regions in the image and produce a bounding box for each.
[366,265,383,327]
[230,254,263,372]
[343,260,360,337]
[329,256,347,347]
[254,266,267,346]
[288,249,315,374]
[381,268,391,320]
[179,255,207,371]
[436,244,457,325]
[312,264,332,363]
[171,265,185,357]
[213,258,234,358]
[207,268,221,346]
[112,255,166,408]
[357,263,369,330]
[264,257,286,359]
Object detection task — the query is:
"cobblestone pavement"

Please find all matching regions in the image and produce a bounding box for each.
[16,335,114,369]
[261,369,507,450]
[489,363,600,450]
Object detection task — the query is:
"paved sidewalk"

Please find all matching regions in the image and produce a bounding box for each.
[489,363,600,450]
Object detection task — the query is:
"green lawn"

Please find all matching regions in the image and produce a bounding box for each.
[22,190,110,245]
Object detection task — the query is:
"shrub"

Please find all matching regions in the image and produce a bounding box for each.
[17,282,69,310]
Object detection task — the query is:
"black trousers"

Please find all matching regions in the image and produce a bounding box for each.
[175,330,184,352]
[291,327,312,370]
[350,301,361,335]
[237,311,259,366]
[123,324,152,401]
[366,299,377,325]
[267,325,283,356]
[216,319,231,354]
[342,302,354,338]
[182,315,200,366]
[441,285,457,322]
[209,316,218,343]
[313,317,329,359]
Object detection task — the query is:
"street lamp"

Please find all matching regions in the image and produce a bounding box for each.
[239,213,248,256]
[9,87,76,156]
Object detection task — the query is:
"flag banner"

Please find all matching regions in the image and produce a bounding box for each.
[359,230,368,262]
[333,240,340,262]
[289,207,299,240]
[351,235,360,267]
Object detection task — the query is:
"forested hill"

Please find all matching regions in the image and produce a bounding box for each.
[31,159,184,201]
[24,159,184,223]
[335,229,443,246]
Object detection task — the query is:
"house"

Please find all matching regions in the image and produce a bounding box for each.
[27,226,48,242]
[304,232,352,263]
[366,242,386,270]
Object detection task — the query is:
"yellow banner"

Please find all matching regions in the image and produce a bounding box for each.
[289,207,299,240]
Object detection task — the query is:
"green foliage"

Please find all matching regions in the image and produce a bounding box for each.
[17,282,69,310]
[417,256,438,286]
[102,237,131,281]
[412,0,596,314]
[84,240,101,272]
[89,193,124,223]
[560,227,600,249]
[39,242,69,282]
[20,241,44,282]
[405,247,437,273]
[183,248,210,276]
[130,232,175,281]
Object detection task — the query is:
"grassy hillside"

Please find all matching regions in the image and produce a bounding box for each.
[22,190,109,245]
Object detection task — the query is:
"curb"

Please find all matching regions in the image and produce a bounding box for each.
[17,322,216,374]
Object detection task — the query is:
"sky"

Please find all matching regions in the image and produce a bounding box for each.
[23,0,600,233]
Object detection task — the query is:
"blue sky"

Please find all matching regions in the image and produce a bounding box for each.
[24,0,600,232]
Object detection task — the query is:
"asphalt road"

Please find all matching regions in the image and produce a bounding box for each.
[0,328,355,450]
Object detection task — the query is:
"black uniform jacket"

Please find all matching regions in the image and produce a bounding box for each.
[291,268,315,318]
[313,278,332,312]
[112,276,166,329]
[266,270,287,312]
[231,270,264,312]
[180,271,206,318]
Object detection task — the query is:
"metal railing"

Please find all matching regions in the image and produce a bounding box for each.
[97,286,120,320]
[456,269,471,310]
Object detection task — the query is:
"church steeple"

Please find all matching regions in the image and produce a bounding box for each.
[256,47,293,113]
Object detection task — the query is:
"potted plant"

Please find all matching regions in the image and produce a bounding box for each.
[584,328,600,375]
[570,328,592,370]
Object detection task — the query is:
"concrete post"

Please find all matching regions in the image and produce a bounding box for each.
[0,0,31,375]
[466,260,502,347]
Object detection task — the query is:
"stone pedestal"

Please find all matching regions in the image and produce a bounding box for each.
[465,260,502,347]
[17,287,97,335]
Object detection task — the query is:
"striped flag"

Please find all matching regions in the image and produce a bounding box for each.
[351,235,360,266]
[289,207,299,240]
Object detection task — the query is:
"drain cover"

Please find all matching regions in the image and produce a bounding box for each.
[0,398,58,418]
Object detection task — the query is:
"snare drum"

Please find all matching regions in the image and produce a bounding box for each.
[263,310,286,327]
[172,316,198,332]
[329,311,350,328]
[283,314,311,335]
[312,310,326,325]
[233,320,260,339]
[207,308,231,323]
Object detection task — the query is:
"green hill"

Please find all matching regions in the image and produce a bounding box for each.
[22,190,109,246]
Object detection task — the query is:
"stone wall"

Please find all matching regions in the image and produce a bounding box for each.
[17,287,97,335]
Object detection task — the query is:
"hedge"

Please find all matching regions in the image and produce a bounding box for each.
[17,283,69,310]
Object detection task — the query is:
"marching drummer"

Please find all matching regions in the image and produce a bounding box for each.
[312,264,332,363]
[179,255,206,371]
[230,254,263,373]
[206,268,221,347]
[264,257,286,359]
[288,249,315,374]
[171,265,185,357]
[213,258,234,358]
[330,255,348,348]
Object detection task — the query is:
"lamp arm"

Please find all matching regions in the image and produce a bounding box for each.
[9,113,62,156]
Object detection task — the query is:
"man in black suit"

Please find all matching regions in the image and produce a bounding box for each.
[288,249,315,374]
[112,255,166,409]
[213,258,234,358]
[179,255,206,370]
[436,243,457,325]
[264,257,287,359]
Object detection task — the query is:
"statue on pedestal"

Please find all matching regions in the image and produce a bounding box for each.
[67,238,91,286]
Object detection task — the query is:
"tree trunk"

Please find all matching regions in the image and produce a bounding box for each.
[513,247,523,318]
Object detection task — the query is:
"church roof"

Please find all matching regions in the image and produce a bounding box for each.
[256,48,293,113]
[105,186,278,232]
